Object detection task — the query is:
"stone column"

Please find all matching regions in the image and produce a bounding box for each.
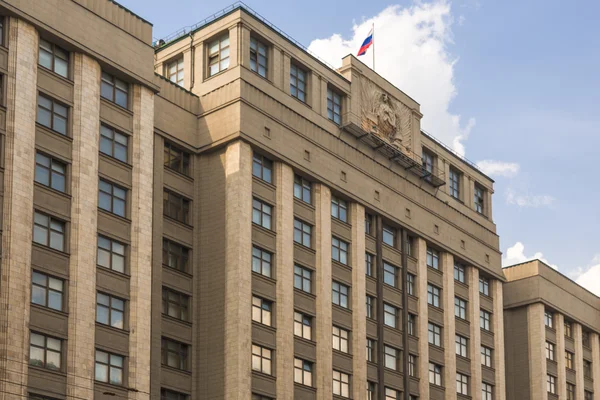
[0,17,38,400]
[492,279,506,400]
[442,253,456,399]
[591,332,600,395]
[350,203,366,399]
[556,314,566,399]
[275,162,294,400]
[527,303,547,400]
[239,25,251,69]
[228,24,239,68]
[223,141,253,399]
[315,183,332,399]
[127,85,154,399]
[416,238,430,399]
[65,52,101,400]
[574,323,585,400]
[468,267,481,397]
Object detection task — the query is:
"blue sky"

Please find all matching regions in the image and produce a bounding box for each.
[120,0,600,290]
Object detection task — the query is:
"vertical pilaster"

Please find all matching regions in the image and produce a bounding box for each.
[442,253,456,399]
[468,267,481,397]
[591,332,600,396]
[239,25,251,69]
[556,314,566,399]
[492,279,506,400]
[0,17,38,399]
[315,183,332,400]
[228,24,239,68]
[66,52,101,399]
[416,238,430,399]
[128,85,154,399]
[575,323,585,400]
[275,162,294,400]
[350,203,366,399]
[223,141,253,399]
[528,303,547,400]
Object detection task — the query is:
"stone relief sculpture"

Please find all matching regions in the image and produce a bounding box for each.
[360,78,413,151]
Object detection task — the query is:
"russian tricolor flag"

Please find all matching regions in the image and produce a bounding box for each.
[357,27,373,56]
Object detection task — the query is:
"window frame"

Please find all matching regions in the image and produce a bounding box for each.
[33,211,65,252]
[29,331,62,371]
[427,284,440,308]
[366,253,375,277]
[332,326,349,353]
[426,247,440,270]
[454,263,466,283]
[100,71,128,109]
[383,303,398,329]
[566,350,574,370]
[481,345,493,368]
[456,372,469,395]
[163,190,190,224]
[293,174,311,204]
[294,357,313,386]
[252,198,273,230]
[383,262,398,288]
[164,141,191,176]
[332,370,350,398]
[482,382,494,400]
[37,93,68,135]
[252,246,273,278]
[161,337,189,371]
[251,344,273,375]
[252,296,272,327]
[207,34,230,77]
[290,63,307,103]
[331,196,348,222]
[97,235,126,274]
[293,264,312,293]
[31,271,64,311]
[547,374,556,394]
[167,57,184,86]
[293,218,312,248]
[429,362,443,386]
[480,276,490,296]
[332,281,349,309]
[332,236,349,265]
[428,322,442,347]
[456,334,468,358]
[384,345,399,370]
[366,295,375,319]
[294,311,312,340]
[163,287,190,322]
[480,309,492,331]
[382,225,395,247]
[162,238,190,273]
[545,341,555,361]
[100,124,128,163]
[407,273,415,295]
[327,87,342,124]
[455,297,467,320]
[96,292,125,330]
[95,349,124,385]
[474,184,485,214]
[35,151,67,193]
[449,167,461,199]
[250,36,268,78]
[99,179,127,218]
[252,153,273,183]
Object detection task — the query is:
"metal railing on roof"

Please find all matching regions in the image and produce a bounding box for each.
[154,1,337,71]
[420,129,484,174]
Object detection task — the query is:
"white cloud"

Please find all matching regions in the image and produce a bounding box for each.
[308,0,474,156]
[476,160,520,178]
[574,255,600,296]
[502,241,557,269]
[506,188,556,208]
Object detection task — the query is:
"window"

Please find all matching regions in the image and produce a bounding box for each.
[366,338,375,362]
[429,362,442,386]
[98,235,126,273]
[426,248,439,270]
[427,284,440,308]
[384,303,397,328]
[479,276,490,296]
[251,344,272,375]
[35,152,66,192]
[96,292,124,329]
[480,309,491,331]
[250,37,268,78]
[482,383,493,400]
[457,373,469,395]
[367,382,376,400]
[585,390,593,400]
[294,219,312,247]
[332,237,349,265]
[100,125,128,163]
[327,88,342,124]
[252,296,272,326]
[101,72,128,108]
[481,346,492,367]
[167,58,184,86]
[384,345,399,370]
[29,332,61,371]
[95,350,124,385]
[294,175,311,203]
[294,358,313,386]
[163,190,190,224]
[547,374,556,394]
[252,246,272,278]
[332,370,350,397]
[566,351,574,370]
[332,281,349,308]
[456,335,468,358]
[252,153,272,183]
[422,150,434,176]
[584,360,592,379]
[294,311,312,340]
[583,330,591,347]
[333,326,349,353]
[383,262,398,288]
[208,34,230,77]
[455,297,467,320]
[0,18,4,47]
[428,323,442,347]
[383,225,395,247]
[294,265,312,293]
[251,395,272,400]
[162,338,189,371]
[33,211,65,252]
[99,179,126,217]
[567,383,576,400]
[31,271,63,311]
[163,287,190,322]
[39,39,68,78]
[161,389,189,400]
[409,354,417,376]
[385,388,400,400]
[474,184,485,214]
[408,313,416,336]
[290,63,307,102]
[331,197,348,222]
[163,239,189,273]
[366,295,375,319]
[405,236,413,256]
[545,341,555,361]
[252,198,272,230]
[37,94,68,135]
[365,213,373,235]
[449,167,461,199]
[366,253,374,277]
[565,320,573,338]
[407,273,415,295]
[164,142,191,176]
[454,263,465,283]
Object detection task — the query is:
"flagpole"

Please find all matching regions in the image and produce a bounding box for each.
[372,22,375,71]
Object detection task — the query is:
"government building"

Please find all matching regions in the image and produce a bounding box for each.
[0,0,506,399]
